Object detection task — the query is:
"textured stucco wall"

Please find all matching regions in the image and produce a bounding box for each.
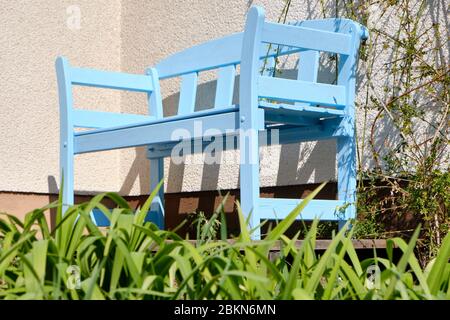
[0,0,122,194]
[1,0,447,197]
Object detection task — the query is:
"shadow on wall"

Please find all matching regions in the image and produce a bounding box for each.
[118,147,149,195]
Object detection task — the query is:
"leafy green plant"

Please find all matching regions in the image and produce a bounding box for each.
[0,182,449,300]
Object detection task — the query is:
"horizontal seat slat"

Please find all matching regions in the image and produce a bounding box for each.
[264,112,318,126]
[74,108,265,154]
[73,110,155,129]
[147,124,340,158]
[76,106,237,135]
[70,67,154,92]
[260,101,345,118]
[259,198,345,220]
[262,22,352,55]
[258,76,346,107]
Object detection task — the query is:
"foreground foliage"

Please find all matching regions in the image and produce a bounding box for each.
[0,183,449,300]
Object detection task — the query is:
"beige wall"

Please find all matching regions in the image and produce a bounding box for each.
[0,0,122,195]
[1,1,448,199]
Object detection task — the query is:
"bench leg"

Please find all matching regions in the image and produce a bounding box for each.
[337,135,357,231]
[240,130,261,240]
[60,133,74,213]
[149,157,165,229]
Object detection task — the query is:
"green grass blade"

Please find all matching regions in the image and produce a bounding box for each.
[385,227,421,299]
[264,182,326,243]
[427,231,450,296]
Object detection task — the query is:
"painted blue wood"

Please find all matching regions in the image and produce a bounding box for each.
[74,109,265,154]
[239,6,266,240]
[149,158,164,229]
[156,33,244,79]
[297,50,319,83]
[178,72,198,115]
[147,68,164,119]
[336,21,362,230]
[84,69,166,228]
[260,44,276,77]
[155,34,330,80]
[77,106,238,135]
[90,208,162,227]
[147,124,340,159]
[262,22,352,55]
[295,50,320,109]
[73,110,155,128]
[70,67,154,92]
[259,198,345,220]
[214,65,236,108]
[56,57,75,212]
[55,57,162,227]
[90,209,110,227]
[258,76,346,107]
[264,111,318,126]
[275,125,340,144]
[56,6,368,236]
[259,101,345,117]
[146,67,165,230]
[155,21,366,81]
[292,18,369,42]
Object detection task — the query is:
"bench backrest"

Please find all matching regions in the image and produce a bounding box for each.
[56,57,163,129]
[155,33,244,114]
[243,6,367,112]
[155,6,368,116]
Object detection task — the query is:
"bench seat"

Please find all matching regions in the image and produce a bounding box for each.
[75,101,344,155]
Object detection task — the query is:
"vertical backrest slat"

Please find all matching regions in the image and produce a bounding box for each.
[260,42,280,77]
[259,45,276,108]
[214,65,236,108]
[259,54,275,106]
[297,50,319,82]
[261,56,275,77]
[178,72,198,115]
[146,68,164,119]
[296,50,319,106]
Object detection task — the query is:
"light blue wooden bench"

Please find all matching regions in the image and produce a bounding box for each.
[56,6,368,239]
